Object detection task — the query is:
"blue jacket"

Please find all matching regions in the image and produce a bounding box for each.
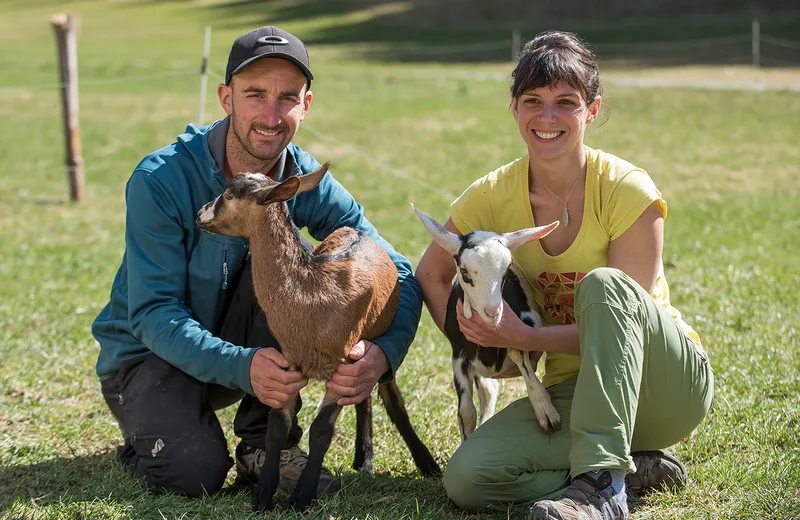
[92,118,422,394]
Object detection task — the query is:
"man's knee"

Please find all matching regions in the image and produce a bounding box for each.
[443,445,493,512]
[140,429,232,497]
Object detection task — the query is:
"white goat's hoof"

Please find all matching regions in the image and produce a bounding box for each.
[537,406,562,435]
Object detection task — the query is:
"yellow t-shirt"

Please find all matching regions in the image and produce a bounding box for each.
[450,146,700,388]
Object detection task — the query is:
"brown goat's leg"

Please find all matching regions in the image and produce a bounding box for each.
[378,381,442,477]
[252,396,296,512]
[281,391,342,512]
[353,393,374,474]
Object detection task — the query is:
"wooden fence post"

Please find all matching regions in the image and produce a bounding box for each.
[752,18,761,69]
[512,29,521,61]
[51,13,85,203]
[198,26,212,126]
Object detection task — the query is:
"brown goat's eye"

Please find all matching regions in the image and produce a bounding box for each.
[223,192,234,201]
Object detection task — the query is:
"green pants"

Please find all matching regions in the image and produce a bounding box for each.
[443,268,714,511]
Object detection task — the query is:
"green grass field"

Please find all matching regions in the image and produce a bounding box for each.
[1,1,799,519]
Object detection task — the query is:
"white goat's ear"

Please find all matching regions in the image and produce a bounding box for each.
[296,161,330,195]
[412,204,463,255]
[500,221,559,251]
[254,176,301,205]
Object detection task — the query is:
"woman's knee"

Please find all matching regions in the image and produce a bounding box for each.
[575,267,619,306]
[575,267,641,315]
[443,449,487,511]
[443,441,506,512]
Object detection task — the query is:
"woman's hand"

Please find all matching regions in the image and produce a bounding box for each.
[455,299,533,350]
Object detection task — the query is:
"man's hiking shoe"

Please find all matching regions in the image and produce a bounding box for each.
[626,450,688,495]
[528,471,629,520]
[235,443,341,495]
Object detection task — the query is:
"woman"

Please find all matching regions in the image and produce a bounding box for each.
[415,31,713,520]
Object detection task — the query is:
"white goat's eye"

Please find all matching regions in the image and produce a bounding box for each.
[460,268,474,286]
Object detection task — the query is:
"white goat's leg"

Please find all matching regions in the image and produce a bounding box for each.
[474,374,499,426]
[508,349,561,435]
[452,357,477,442]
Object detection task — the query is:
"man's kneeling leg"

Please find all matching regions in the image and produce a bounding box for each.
[102,353,232,497]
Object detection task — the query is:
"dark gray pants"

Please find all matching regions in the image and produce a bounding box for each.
[101,261,303,497]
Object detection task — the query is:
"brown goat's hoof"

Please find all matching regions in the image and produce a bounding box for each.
[420,459,442,478]
[354,461,374,475]
[280,491,314,513]
[251,486,276,513]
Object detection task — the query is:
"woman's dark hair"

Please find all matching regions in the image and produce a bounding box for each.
[511,31,602,105]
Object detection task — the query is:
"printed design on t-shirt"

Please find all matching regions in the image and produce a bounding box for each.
[534,271,587,324]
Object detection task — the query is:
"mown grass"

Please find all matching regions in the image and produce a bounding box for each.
[1,1,799,519]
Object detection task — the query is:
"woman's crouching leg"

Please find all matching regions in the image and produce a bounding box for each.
[444,382,576,511]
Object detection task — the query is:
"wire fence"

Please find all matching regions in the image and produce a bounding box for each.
[0,69,198,93]
[4,28,798,201]
[358,27,800,69]
[3,25,798,94]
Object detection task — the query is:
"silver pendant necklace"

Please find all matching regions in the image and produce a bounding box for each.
[531,169,583,227]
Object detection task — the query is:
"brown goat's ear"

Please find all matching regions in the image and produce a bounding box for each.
[297,161,330,195]
[254,177,301,205]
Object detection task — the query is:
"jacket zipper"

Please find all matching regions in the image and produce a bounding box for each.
[222,250,229,290]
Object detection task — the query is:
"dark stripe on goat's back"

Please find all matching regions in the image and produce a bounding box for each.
[311,227,365,263]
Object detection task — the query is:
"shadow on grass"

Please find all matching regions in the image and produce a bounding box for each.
[0,452,116,509]
[0,446,665,518]
[200,0,800,68]
[0,452,472,518]
[23,196,72,206]
[258,470,492,519]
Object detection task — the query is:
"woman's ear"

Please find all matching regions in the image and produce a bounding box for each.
[586,95,602,124]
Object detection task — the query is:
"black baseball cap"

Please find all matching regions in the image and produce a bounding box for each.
[225,26,314,87]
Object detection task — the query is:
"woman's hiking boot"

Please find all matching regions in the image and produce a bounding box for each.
[527,470,629,520]
[626,450,688,495]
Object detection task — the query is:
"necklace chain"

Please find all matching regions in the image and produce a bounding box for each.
[531,169,583,227]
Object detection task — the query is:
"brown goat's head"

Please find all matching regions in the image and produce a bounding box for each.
[196,161,330,238]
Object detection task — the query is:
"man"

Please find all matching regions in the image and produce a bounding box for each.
[92,26,422,497]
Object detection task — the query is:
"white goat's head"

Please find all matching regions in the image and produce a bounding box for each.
[413,205,558,327]
[196,162,330,238]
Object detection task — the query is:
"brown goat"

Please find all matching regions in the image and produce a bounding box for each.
[196,162,439,513]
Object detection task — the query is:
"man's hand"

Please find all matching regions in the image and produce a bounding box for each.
[250,348,308,409]
[326,340,388,406]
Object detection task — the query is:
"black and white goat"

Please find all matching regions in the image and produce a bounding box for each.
[413,206,561,441]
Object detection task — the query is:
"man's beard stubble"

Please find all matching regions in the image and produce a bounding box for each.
[230,105,285,167]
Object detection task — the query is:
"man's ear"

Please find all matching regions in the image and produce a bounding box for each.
[218,83,233,116]
[512,97,519,121]
[301,89,313,121]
